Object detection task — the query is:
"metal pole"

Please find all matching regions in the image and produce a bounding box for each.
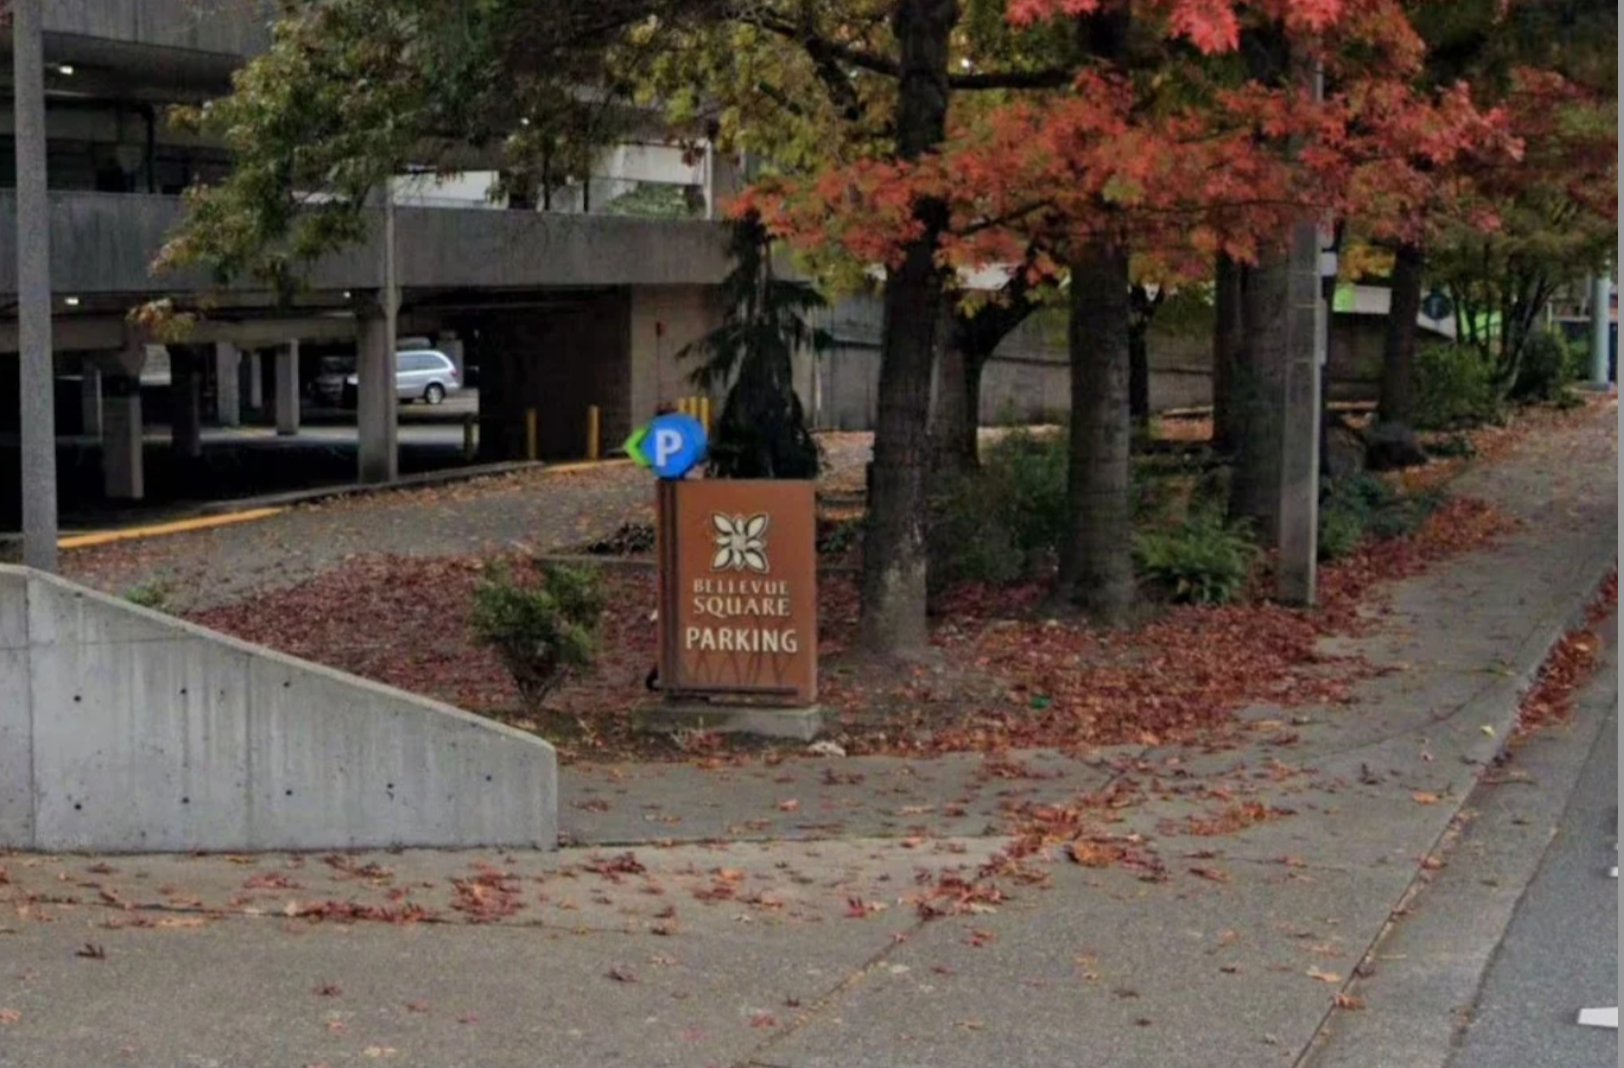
[14,0,58,572]
[1590,270,1611,387]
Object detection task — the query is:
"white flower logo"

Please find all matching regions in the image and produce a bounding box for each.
[712,513,769,573]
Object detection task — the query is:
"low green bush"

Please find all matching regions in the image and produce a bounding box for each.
[929,427,1067,587]
[930,480,1025,587]
[984,427,1070,559]
[1368,493,1440,539]
[1318,473,1442,557]
[1414,344,1501,430]
[1424,432,1476,460]
[1317,506,1366,561]
[817,515,863,556]
[125,581,173,612]
[470,562,605,708]
[1510,331,1581,404]
[1133,510,1257,605]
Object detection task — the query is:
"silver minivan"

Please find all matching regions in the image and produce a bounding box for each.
[346,349,461,405]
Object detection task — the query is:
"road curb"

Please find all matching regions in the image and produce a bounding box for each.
[1299,551,1617,1068]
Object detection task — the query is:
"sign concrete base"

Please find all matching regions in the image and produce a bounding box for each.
[637,701,826,742]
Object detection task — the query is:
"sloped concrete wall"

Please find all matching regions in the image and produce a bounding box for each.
[0,566,556,853]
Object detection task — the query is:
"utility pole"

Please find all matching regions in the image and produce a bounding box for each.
[1274,60,1324,606]
[1589,270,1611,387]
[14,0,58,571]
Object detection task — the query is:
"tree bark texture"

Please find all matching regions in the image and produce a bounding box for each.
[1128,284,1161,428]
[1058,238,1135,624]
[930,317,976,477]
[1129,330,1150,427]
[1212,253,1245,453]
[858,0,957,656]
[930,268,1039,476]
[1379,243,1424,426]
[1227,241,1289,542]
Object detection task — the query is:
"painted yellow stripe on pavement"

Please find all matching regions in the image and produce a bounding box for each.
[55,457,630,551]
[538,458,634,476]
[59,508,287,550]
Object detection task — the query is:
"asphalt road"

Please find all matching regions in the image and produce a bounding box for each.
[1447,639,1619,1068]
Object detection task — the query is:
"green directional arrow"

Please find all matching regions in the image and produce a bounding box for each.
[623,424,651,467]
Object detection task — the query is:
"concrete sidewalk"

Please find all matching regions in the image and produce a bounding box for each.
[0,410,1615,1068]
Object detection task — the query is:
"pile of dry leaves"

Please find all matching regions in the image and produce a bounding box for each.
[1514,568,1618,736]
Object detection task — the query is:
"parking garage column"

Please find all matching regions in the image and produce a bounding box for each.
[102,345,147,501]
[357,309,399,483]
[214,341,241,427]
[246,350,265,411]
[275,340,301,436]
[171,346,203,460]
[80,362,103,440]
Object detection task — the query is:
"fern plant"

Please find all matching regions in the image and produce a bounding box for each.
[1133,511,1257,605]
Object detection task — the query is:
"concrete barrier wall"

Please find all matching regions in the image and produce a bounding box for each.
[45,0,274,58]
[0,566,557,853]
[0,192,731,297]
[804,304,1402,432]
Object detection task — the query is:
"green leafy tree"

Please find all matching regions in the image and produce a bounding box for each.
[1375,0,1617,416]
[681,212,829,479]
[157,0,1072,658]
[155,0,716,292]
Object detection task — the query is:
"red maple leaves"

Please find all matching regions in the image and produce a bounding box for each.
[743,0,1551,285]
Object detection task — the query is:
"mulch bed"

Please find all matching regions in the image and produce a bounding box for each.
[191,492,1516,764]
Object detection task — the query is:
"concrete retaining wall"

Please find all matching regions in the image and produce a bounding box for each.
[804,294,1414,431]
[0,566,557,853]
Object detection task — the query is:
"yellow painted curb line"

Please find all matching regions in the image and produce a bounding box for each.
[56,458,633,552]
[537,458,634,476]
[59,508,287,551]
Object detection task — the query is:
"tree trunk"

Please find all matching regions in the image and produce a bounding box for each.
[933,273,1038,475]
[858,0,956,656]
[1057,237,1135,624]
[961,351,985,464]
[1228,241,1288,541]
[931,328,995,476]
[1129,318,1151,428]
[1378,243,1424,425]
[930,311,975,477]
[1212,253,1245,453]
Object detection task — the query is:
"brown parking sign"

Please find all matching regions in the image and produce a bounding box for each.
[656,480,817,705]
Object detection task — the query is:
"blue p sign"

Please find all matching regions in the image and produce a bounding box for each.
[627,412,707,479]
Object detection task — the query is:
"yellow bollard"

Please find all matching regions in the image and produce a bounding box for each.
[698,395,711,436]
[462,413,477,461]
[586,405,601,461]
[525,408,538,462]
[677,396,692,418]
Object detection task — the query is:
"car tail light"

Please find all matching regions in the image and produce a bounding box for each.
[449,367,459,380]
